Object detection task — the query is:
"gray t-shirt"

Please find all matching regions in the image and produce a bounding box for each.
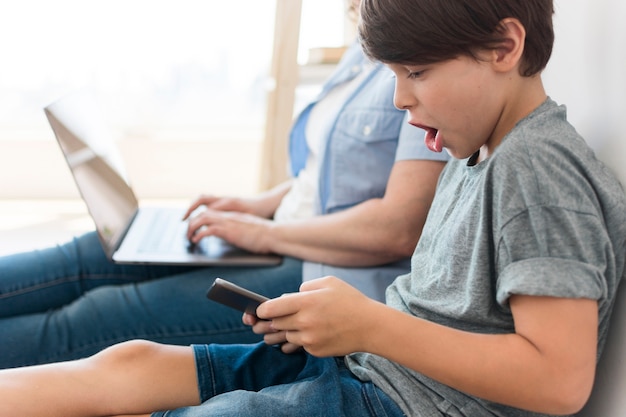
[346,99,626,417]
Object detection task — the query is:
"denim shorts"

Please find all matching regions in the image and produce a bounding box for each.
[151,342,405,417]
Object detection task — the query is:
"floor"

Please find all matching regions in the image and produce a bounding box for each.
[0,199,188,256]
[0,199,93,256]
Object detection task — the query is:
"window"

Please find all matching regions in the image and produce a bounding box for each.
[0,0,348,198]
[0,0,279,141]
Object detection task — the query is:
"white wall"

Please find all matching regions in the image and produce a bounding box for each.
[544,0,626,185]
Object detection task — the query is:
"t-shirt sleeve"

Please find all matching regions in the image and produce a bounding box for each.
[496,205,609,306]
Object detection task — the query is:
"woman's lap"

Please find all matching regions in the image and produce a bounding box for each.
[0,231,302,368]
[0,231,198,317]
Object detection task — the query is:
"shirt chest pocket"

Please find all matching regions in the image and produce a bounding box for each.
[322,108,405,213]
[334,107,405,143]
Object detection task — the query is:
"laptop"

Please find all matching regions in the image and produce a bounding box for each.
[44,90,282,266]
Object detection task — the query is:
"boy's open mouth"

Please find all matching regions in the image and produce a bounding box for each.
[409,121,442,153]
[424,127,442,153]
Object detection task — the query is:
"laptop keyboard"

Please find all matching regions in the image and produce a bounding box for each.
[138,210,190,254]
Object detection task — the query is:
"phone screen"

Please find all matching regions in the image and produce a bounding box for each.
[206,278,269,316]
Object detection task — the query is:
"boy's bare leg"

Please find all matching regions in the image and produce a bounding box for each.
[0,340,200,417]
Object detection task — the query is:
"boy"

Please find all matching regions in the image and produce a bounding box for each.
[0,0,624,416]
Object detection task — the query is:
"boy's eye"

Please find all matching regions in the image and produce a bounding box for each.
[407,70,423,79]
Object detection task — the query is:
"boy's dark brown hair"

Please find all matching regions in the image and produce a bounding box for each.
[358,0,554,77]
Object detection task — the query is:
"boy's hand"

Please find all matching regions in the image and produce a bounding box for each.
[242,313,302,354]
[256,276,378,357]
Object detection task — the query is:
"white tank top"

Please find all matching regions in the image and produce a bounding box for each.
[274,64,373,221]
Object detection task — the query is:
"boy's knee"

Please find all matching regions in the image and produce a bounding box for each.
[92,339,163,369]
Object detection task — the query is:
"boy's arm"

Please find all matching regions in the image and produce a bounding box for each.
[259,277,598,415]
[368,294,597,415]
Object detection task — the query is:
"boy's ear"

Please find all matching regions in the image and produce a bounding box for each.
[491,18,525,73]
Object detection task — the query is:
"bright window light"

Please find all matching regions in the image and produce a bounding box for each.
[0,0,346,142]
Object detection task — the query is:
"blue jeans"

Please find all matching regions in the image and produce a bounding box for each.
[152,343,405,417]
[0,232,302,369]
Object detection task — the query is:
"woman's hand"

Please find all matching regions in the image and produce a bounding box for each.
[183,182,292,221]
[182,195,259,219]
[185,209,274,253]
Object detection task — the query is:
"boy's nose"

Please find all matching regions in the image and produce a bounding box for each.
[393,79,416,111]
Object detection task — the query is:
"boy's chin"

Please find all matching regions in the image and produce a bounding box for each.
[448,148,478,161]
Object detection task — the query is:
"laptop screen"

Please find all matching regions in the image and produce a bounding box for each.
[44,91,138,257]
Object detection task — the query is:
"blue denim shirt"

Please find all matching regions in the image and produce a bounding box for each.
[289,42,449,301]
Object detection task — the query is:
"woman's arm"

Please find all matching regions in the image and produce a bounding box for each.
[188,159,445,266]
[267,159,445,265]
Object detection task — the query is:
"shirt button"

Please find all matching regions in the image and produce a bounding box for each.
[351,65,361,74]
[363,125,372,136]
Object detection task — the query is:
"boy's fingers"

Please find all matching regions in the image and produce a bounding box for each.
[256,293,301,319]
[280,342,303,354]
[242,313,257,326]
[251,320,274,335]
[263,331,288,346]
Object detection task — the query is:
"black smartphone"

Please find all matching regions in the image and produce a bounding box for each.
[206,278,269,316]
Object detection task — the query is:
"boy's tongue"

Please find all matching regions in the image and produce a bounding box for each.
[425,128,443,153]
